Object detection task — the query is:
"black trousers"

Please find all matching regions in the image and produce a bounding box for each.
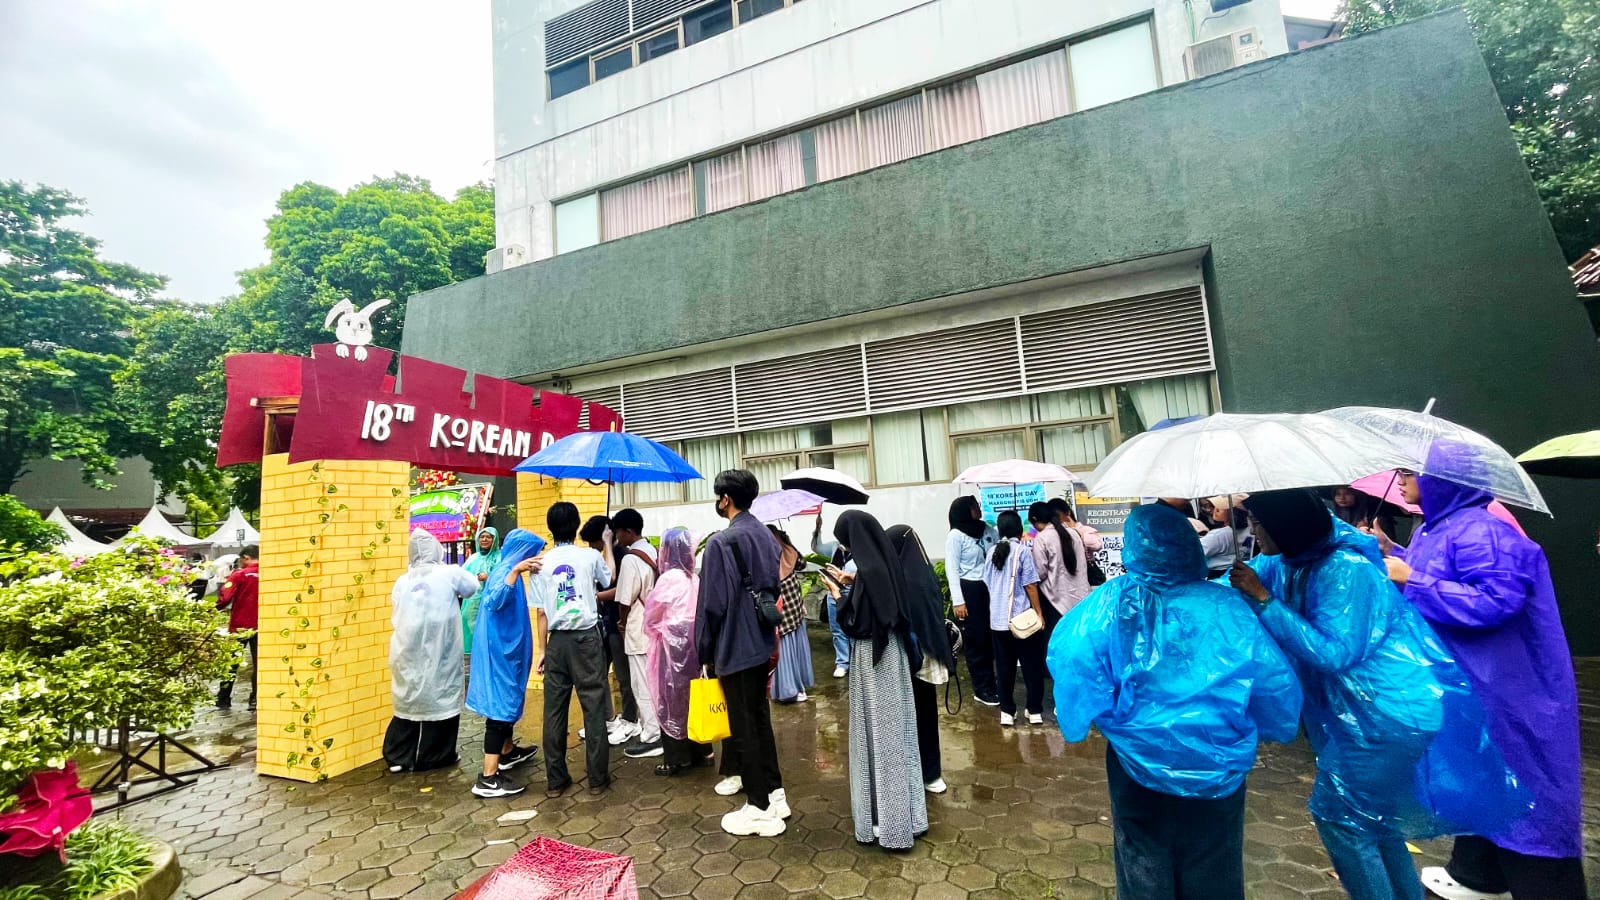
[957,580,997,699]
[483,718,515,756]
[384,716,460,772]
[217,634,258,705]
[993,628,1047,716]
[1106,745,1247,900]
[911,676,941,783]
[602,627,638,723]
[718,664,783,811]
[663,735,710,768]
[543,628,611,789]
[1447,835,1588,899]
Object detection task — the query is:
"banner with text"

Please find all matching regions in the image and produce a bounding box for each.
[409,484,494,543]
[978,482,1047,524]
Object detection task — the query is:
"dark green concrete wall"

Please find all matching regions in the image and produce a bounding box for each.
[404,11,1600,651]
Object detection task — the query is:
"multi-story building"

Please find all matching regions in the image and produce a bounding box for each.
[404,6,1600,650]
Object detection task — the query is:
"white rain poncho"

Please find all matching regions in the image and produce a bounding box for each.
[390,530,478,721]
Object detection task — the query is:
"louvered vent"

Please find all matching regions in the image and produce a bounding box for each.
[546,0,630,66]
[621,368,734,440]
[631,0,705,31]
[734,346,866,430]
[865,319,1022,412]
[577,385,623,429]
[1021,287,1212,389]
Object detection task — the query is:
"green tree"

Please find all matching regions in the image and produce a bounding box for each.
[0,182,165,493]
[0,495,63,553]
[1340,0,1600,260]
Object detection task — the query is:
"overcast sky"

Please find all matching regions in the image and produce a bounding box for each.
[0,0,1336,303]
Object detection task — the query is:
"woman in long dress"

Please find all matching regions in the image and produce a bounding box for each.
[384,530,480,772]
[769,526,814,703]
[885,525,956,795]
[830,510,927,850]
[644,527,713,776]
[460,527,500,662]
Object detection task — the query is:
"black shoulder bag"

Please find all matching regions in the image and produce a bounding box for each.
[729,542,783,630]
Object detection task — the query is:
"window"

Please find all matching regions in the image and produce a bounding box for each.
[742,418,870,490]
[976,50,1072,133]
[813,115,860,182]
[860,94,926,169]
[694,150,746,215]
[1117,374,1213,436]
[683,435,738,501]
[683,2,734,45]
[737,0,784,22]
[747,133,807,202]
[1069,21,1160,110]
[600,167,692,241]
[555,193,601,254]
[549,57,590,99]
[638,28,680,62]
[593,45,634,81]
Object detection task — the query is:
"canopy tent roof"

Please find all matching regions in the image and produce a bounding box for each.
[122,506,208,547]
[44,508,113,557]
[204,507,260,549]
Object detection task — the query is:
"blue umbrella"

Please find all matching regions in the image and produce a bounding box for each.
[1150,414,1205,431]
[514,431,701,484]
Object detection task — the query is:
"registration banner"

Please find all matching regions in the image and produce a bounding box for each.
[409,484,494,543]
[1074,491,1140,580]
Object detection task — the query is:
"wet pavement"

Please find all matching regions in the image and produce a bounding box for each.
[90,633,1600,899]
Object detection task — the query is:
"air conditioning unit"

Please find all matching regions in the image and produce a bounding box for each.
[485,244,527,274]
[1185,27,1267,79]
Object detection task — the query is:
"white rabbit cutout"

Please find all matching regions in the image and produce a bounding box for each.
[323,298,391,361]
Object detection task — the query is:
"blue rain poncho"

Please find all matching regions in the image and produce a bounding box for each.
[1047,503,1302,799]
[1245,512,1529,837]
[464,529,546,723]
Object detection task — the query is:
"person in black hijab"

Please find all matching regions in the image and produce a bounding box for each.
[887,525,956,794]
[831,510,928,850]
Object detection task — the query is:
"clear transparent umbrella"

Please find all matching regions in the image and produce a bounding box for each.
[1324,406,1550,514]
[1086,412,1414,499]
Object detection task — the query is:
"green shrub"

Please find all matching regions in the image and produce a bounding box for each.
[932,560,953,619]
[0,537,238,804]
[0,821,155,900]
[0,497,63,555]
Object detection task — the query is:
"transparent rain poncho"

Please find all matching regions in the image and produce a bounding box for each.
[643,527,701,741]
[1047,503,1302,799]
[1246,514,1530,837]
[390,530,478,721]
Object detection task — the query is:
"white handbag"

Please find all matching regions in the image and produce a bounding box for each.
[1001,542,1043,639]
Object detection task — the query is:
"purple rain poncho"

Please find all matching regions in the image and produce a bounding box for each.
[1400,471,1581,858]
[644,528,701,741]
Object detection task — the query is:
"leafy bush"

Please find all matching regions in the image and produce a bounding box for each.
[0,537,238,803]
[932,560,953,619]
[0,821,154,900]
[0,498,63,555]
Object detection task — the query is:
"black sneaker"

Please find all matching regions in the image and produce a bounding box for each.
[499,744,539,770]
[974,693,1001,707]
[624,739,664,758]
[471,773,526,798]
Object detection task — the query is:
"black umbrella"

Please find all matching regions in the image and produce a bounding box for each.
[779,467,869,505]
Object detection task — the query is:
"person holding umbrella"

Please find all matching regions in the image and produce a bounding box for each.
[1379,452,1585,900]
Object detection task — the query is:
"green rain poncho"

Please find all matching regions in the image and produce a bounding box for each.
[460,527,500,653]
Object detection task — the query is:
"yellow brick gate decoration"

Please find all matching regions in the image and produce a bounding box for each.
[255,454,410,781]
[514,473,609,687]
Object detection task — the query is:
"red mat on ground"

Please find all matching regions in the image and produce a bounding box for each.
[467,837,638,900]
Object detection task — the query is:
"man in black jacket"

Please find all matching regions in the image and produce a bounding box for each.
[696,469,788,837]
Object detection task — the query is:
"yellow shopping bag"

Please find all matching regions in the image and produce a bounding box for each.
[687,676,732,745]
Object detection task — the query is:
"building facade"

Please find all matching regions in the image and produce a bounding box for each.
[406,10,1600,651]
[490,0,1294,265]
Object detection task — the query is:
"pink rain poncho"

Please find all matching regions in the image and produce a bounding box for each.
[643,527,700,741]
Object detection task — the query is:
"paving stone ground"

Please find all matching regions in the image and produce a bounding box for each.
[91,637,1600,899]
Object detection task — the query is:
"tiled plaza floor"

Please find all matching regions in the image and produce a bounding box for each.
[93,637,1600,899]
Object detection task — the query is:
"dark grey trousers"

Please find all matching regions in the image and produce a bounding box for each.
[543,628,611,789]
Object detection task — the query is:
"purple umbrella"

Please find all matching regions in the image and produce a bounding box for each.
[750,489,825,523]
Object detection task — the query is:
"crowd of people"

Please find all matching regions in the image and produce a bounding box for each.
[373,463,1584,898]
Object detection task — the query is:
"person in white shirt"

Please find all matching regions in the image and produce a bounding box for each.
[530,502,614,797]
[606,508,661,759]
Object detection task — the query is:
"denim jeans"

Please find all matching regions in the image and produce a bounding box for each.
[825,594,851,670]
[1314,818,1422,900]
[1106,745,1246,900]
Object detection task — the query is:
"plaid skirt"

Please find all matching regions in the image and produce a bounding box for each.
[777,572,806,635]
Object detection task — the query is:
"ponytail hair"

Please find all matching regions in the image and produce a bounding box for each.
[992,510,1023,570]
[1027,501,1078,577]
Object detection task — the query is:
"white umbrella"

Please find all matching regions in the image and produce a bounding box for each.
[1086,412,1414,499]
[953,459,1080,486]
[1324,406,1550,514]
[44,507,113,556]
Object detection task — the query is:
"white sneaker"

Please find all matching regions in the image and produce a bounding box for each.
[1000,712,1015,727]
[714,775,744,796]
[578,728,585,740]
[605,716,624,732]
[925,778,947,794]
[721,803,786,837]
[795,691,808,702]
[608,721,640,746]
[833,666,847,678]
[768,788,791,819]
[1027,712,1043,726]
[1420,867,1510,900]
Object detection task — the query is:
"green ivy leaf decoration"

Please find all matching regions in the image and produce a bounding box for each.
[326,485,339,495]
[311,657,324,668]
[278,629,291,639]
[391,487,402,497]
[322,738,335,749]
[381,535,392,544]
[298,618,310,629]
[288,607,299,616]
[308,536,318,546]
[295,643,307,650]
[286,752,301,767]
[319,513,330,524]
[330,627,340,639]
[317,496,329,507]
[337,503,349,513]
[283,723,297,734]
[291,568,303,578]
[352,574,363,585]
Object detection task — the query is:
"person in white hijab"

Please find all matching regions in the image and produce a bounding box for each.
[384,529,480,772]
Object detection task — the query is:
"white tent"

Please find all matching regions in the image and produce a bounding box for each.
[44,507,113,556]
[122,505,208,548]
[204,507,260,549]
